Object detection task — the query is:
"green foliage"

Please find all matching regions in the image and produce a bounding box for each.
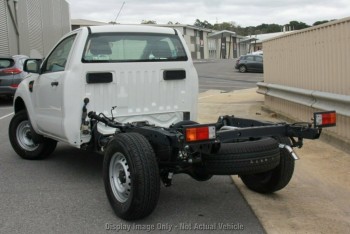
[192,19,336,36]
[313,20,329,26]
[141,20,157,24]
[285,21,309,30]
[194,19,213,29]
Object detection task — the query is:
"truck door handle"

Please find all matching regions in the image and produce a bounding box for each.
[51,81,59,87]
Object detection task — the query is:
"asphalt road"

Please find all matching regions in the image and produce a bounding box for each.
[194,59,263,93]
[0,60,265,234]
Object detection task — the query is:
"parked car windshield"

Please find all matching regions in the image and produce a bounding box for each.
[82,33,188,63]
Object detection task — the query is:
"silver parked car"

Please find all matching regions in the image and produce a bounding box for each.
[235,54,263,73]
[0,55,29,98]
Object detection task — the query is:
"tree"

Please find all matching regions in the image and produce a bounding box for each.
[266,24,282,33]
[213,21,234,30]
[167,21,174,25]
[141,20,157,24]
[285,21,309,30]
[194,19,213,29]
[313,20,329,26]
[189,19,332,36]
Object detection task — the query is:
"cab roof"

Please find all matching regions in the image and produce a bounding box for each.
[88,25,176,35]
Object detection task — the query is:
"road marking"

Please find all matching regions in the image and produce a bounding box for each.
[0,112,14,120]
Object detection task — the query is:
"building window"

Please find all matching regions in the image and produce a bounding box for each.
[190,36,196,44]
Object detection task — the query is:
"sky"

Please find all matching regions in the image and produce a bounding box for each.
[68,0,350,27]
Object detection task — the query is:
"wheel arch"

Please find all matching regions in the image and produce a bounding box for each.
[14,97,27,113]
[13,96,40,133]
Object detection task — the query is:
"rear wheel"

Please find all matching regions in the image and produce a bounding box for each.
[239,137,295,193]
[9,110,57,160]
[103,133,160,220]
[239,65,247,73]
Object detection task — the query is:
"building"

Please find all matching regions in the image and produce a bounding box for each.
[0,0,70,57]
[71,19,248,60]
[207,30,246,59]
[239,31,295,54]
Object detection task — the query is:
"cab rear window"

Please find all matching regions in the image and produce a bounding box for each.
[82,33,188,63]
[0,59,14,69]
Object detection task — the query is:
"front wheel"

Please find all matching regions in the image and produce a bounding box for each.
[239,137,295,193]
[103,133,160,220]
[9,110,57,160]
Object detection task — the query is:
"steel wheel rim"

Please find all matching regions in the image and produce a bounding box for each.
[239,66,246,72]
[109,152,131,203]
[16,120,39,151]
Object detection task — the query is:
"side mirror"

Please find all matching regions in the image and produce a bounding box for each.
[23,59,42,74]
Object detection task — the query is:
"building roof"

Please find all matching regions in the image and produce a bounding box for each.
[249,31,295,43]
[208,30,236,38]
[238,37,258,43]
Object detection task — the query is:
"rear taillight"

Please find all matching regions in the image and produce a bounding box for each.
[314,111,336,128]
[1,68,22,75]
[10,84,19,88]
[185,125,216,142]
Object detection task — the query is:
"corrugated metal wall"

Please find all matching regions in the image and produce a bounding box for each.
[0,0,70,57]
[264,18,350,95]
[27,0,44,57]
[0,0,10,55]
[262,17,350,144]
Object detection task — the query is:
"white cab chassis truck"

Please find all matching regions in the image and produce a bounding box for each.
[8,25,336,220]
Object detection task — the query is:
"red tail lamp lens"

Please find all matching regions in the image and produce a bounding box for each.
[314,111,336,128]
[2,68,22,74]
[185,126,216,142]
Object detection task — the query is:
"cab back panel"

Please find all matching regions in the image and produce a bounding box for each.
[83,62,195,127]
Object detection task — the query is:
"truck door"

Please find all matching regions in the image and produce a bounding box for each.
[33,34,76,139]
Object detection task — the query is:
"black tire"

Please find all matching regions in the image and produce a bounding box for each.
[202,138,280,175]
[239,65,247,73]
[240,137,295,193]
[9,110,57,160]
[103,133,160,220]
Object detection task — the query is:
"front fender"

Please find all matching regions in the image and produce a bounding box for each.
[13,75,40,134]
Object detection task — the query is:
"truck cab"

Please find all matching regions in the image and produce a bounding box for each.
[16,25,198,147]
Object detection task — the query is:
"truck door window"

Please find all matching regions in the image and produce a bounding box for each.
[43,34,77,73]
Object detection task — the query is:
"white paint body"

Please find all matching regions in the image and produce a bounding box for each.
[15,25,198,147]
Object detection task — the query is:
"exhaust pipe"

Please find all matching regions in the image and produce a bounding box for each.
[279,144,299,160]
